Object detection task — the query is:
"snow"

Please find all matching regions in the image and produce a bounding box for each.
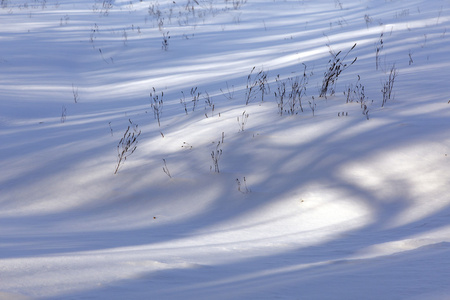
[1,0,450,299]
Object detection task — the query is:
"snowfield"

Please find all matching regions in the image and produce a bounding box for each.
[1,0,450,299]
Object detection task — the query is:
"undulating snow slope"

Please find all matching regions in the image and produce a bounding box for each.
[1,0,450,299]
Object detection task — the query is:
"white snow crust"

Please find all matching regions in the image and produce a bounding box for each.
[1,0,449,299]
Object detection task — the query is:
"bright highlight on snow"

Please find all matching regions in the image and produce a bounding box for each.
[1,0,449,299]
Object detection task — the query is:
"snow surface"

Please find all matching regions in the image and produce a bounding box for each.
[1,0,450,299]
